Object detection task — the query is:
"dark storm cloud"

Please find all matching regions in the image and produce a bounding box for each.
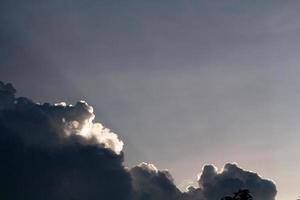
[0,81,124,152]
[0,81,16,110]
[0,81,277,200]
[129,162,277,200]
[130,162,181,200]
[193,163,277,200]
[0,81,132,200]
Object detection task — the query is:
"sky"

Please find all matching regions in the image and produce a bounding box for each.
[1,1,300,199]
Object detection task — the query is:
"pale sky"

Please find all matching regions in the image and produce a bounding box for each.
[1,1,300,199]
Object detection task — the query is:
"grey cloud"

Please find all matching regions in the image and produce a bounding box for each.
[0,81,123,153]
[130,162,181,200]
[0,81,277,200]
[128,162,277,200]
[195,163,277,200]
[0,81,16,110]
[0,81,132,200]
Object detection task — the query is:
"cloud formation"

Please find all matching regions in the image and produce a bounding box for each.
[129,162,277,200]
[130,162,181,200]
[0,81,131,200]
[0,80,123,154]
[193,163,277,200]
[0,81,277,200]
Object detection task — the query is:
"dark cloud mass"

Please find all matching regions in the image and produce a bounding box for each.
[130,162,181,200]
[0,81,132,200]
[0,81,277,200]
[196,164,277,200]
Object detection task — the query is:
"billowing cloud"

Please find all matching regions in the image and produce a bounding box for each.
[193,163,277,200]
[61,101,124,154]
[0,80,123,154]
[129,162,276,200]
[0,81,277,200]
[130,162,181,200]
[0,81,132,200]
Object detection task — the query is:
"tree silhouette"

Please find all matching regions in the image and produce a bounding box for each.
[221,189,253,200]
